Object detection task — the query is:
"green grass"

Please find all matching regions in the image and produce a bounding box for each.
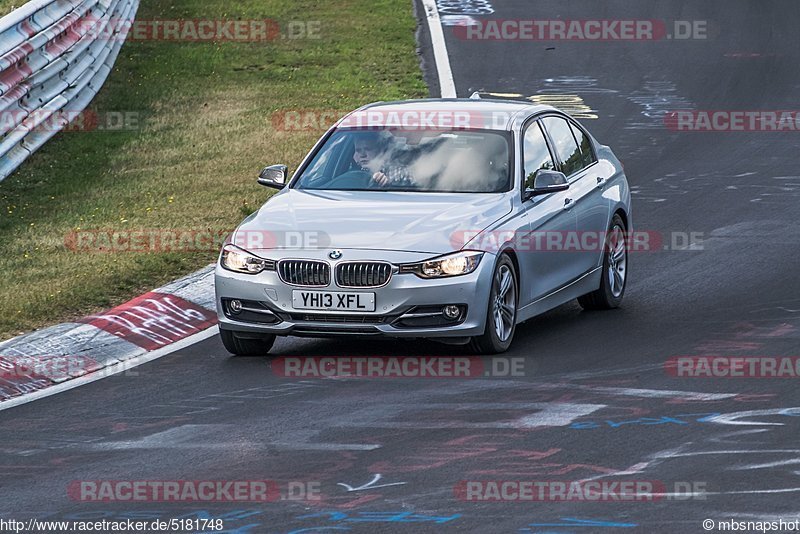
[0,2,21,16]
[0,0,427,340]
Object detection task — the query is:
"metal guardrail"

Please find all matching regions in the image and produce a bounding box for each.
[0,0,138,181]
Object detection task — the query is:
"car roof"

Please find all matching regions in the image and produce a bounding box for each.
[336,98,557,131]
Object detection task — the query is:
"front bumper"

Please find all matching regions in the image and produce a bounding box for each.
[214,249,495,338]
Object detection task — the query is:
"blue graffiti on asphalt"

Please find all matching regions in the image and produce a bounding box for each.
[288,511,461,533]
[569,412,723,429]
[287,529,350,533]
[295,511,461,523]
[519,517,638,531]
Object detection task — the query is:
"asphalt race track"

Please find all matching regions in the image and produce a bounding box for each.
[2,1,800,532]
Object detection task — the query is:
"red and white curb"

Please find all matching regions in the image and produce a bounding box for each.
[0,264,218,411]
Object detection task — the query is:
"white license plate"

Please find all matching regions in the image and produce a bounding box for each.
[292,291,376,312]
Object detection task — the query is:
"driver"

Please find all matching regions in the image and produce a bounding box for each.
[352,131,414,187]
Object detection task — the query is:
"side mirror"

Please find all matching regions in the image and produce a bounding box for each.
[257,165,288,189]
[523,169,569,200]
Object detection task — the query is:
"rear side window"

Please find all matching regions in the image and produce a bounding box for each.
[522,121,555,189]
[542,116,584,177]
[569,121,596,168]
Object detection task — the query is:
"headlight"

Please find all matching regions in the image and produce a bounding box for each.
[220,244,274,275]
[402,251,484,279]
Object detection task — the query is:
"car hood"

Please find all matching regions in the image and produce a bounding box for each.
[233,189,513,254]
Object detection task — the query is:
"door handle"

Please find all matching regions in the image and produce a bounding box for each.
[596,176,607,189]
[563,197,574,210]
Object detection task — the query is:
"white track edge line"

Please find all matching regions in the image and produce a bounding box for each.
[420,0,457,98]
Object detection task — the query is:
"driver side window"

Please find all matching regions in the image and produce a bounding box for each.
[522,121,556,190]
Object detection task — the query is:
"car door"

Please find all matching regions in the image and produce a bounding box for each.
[541,115,610,281]
[518,119,578,303]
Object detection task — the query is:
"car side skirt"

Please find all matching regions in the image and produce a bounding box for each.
[517,267,602,323]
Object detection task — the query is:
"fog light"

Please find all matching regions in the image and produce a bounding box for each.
[442,305,460,320]
[229,299,243,314]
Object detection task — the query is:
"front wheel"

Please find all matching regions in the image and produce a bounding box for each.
[470,254,518,354]
[578,213,628,310]
[220,329,276,356]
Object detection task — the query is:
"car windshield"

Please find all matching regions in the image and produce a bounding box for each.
[293,128,512,193]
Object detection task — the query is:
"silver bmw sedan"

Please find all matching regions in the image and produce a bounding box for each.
[215,99,631,355]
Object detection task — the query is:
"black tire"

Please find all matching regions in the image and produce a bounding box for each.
[578,213,628,310]
[470,254,518,355]
[219,329,276,356]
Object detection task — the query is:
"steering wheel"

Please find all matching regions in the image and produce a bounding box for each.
[326,170,373,189]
